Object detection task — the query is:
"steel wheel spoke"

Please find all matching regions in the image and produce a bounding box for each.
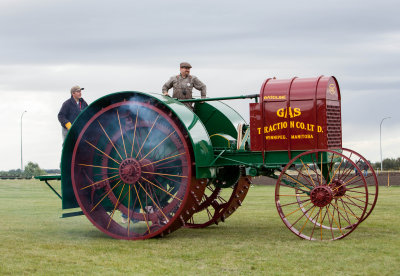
[299,206,317,234]
[80,174,119,190]
[130,108,139,158]
[90,180,122,212]
[283,201,312,218]
[107,183,126,229]
[78,163,119,170]
[141,152,185,168]
[85,140,120,165]
[142,171,187,178]
[299,159,316,187]
[133,183,151,233]
[139,131,176,162]
[116,110,128,159]
[330,202,359,220]
[137,181,169,222]
[135,115,160,158]
[310,208,322,240]
[140,176,182,202]
[127,185,131,236]
[98,121,124,161]
[284,173,312,191]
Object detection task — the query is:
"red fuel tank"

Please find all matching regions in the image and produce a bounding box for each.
[249,76,342,152]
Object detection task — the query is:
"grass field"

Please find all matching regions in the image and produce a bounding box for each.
[0,179,399,275]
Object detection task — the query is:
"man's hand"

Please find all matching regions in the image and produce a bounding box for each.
[162,92,170,97]
[65,122,72,130]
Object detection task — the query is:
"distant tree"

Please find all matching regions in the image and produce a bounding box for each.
[0,169,22,177]
[45,169,61,174]
[383,158,397,170]
[373,158,400,171]
[372,162,381,170]
[24,162,46,177]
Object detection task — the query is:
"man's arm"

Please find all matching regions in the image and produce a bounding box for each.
[58,101,71,129]
[193,77,207,98]
[162,77,174,96]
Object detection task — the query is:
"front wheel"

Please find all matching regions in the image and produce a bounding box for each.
[275,149,368,241]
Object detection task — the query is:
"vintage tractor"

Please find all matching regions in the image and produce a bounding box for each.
[37,76,378,241]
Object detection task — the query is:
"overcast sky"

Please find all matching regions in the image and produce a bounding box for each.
[0,0,399,170]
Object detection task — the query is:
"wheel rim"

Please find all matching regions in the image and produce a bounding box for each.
[275,149,368,240]
[340,148,378,222]
[185,176,251,228]
[71,99,202,239]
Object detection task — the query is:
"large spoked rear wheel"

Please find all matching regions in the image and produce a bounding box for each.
[71,97,205,240]
[275,149,368,241]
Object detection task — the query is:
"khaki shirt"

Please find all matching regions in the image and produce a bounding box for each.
[162,74,206,99]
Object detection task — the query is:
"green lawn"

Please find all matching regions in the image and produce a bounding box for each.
[0,179,399,275]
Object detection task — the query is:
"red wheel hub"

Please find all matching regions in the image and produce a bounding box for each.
[330,179,347,197]
[118,158,141,184]
[310,186,333,207]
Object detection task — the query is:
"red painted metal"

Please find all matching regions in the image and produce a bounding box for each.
[118,158,142,184]
[275,149,368,240]
[250,76,342,152]
[310,186,333,207]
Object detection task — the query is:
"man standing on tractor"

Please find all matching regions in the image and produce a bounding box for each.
[58,85,88,141]
[162,62,207,107]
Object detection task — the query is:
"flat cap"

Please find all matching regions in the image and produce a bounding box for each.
[180,62,192,68]
[70,85,84,93]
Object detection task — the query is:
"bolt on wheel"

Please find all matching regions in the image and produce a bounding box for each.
[275,149,368,240]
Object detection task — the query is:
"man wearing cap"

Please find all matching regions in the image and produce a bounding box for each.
[58,85,88,140]
[162,62,206,106]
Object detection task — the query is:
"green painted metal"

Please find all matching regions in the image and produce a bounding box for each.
[211,150,299,168]
[194,101,246,142]
[179,94,259,103]
[209,134,236,149]
[210,150,339,176]
[35,174,61,180]
[60,91,215,210]
[61,211,84,218]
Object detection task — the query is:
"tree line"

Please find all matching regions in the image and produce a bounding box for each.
[0,162,59,178]
[372,157,400,171]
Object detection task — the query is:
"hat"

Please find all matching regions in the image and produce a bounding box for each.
[180,62,192,68]
[70,85,84,93]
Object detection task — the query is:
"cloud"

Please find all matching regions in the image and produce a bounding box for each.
[0,0,399,169]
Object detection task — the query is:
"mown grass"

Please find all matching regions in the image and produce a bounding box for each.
[0,179,399,275]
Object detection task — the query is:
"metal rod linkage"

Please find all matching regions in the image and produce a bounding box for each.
[178,94,259,103]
